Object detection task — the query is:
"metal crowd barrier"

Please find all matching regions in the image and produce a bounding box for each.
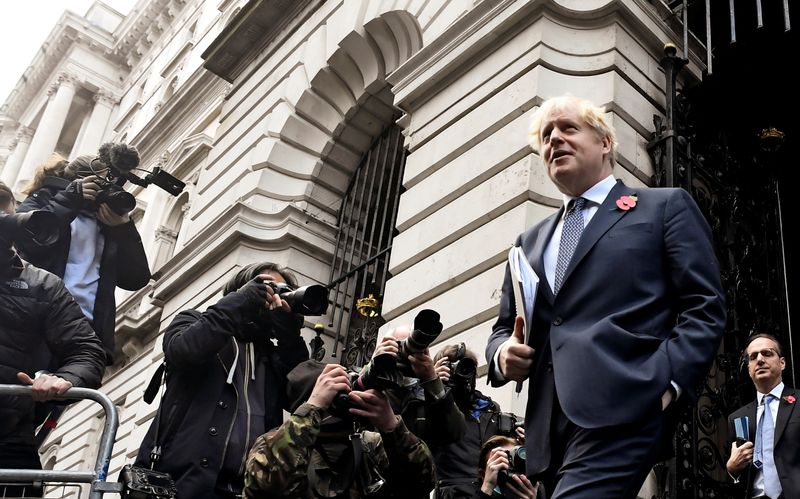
[0,385,124,499]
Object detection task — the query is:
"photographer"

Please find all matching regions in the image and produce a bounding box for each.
[1,181,106,497]
[134,262,309,499]
[431,344,524,499]
[371,325,466,448]
[243,360,436,498]
[477,436,542,499]
[16,151,150,361]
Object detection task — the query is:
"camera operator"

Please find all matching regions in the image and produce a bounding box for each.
[477,436,542,499]
[430,344,525,498]
[243,360,436,498]
[1,180,106,497]
[370,324,466,448]
[16,152,150,361]
[134,262,309,499]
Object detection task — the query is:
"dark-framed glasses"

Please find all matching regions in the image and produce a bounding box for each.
[746,348,779,363]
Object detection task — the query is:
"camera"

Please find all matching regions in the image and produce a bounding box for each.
[268,282,328,316]
[496,445,527,488]
[119,464,176,499]
[354,309,443,392]
[95,182,136,215]
[449,356,477,381]
[84,142,186,216]
[496,412,524,437]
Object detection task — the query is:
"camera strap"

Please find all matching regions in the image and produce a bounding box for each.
[143,362,169,469]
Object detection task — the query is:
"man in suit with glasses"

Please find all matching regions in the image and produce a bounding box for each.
[727,334,798,499]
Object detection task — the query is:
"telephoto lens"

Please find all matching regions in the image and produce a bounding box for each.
[399,309,443,356]
[270,282,329,316]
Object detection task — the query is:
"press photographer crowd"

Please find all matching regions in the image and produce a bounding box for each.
[0,94,790,499]
[0,142,532,499]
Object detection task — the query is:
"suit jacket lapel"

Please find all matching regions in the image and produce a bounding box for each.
[775,386,797,444]
[559,180,630,289]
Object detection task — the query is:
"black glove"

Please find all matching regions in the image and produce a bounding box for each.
[236,276,269,312]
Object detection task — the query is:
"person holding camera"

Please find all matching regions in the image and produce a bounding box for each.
[369,324,466,448]
[1,181,106,497]
[477,436,542,499]
[243,359,436,498]
[431,344,524,499]
[134,262,309,499]
[16,151,150,361]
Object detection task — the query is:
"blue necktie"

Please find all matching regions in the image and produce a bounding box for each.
[554,197,586,294]
[754,394,782,498]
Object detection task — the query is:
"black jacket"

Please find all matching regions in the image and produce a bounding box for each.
[0,256,106,464]
[434,391,502,499]
[134,290,309,499]
[16,176,150,361]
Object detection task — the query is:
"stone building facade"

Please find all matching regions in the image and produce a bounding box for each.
[0,0,712,496]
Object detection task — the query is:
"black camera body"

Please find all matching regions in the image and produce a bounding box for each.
[119,464,177,499]
[497,445,527,488]
[354,309,443,393]
[268,282,328,316]
[496,412,524,438]
[449,356,477,381]
[95,182,137,216]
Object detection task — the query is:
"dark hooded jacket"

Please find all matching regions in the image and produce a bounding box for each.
[16,175,150,361]
[134,266,309,499]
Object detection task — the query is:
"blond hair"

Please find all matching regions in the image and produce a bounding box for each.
[528,95,618,166]
[20,153,70,195]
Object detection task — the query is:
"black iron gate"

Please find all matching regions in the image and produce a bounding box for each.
[317,124,406,369]
[647,3,797,493]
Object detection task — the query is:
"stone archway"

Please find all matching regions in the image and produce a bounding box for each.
[251,8,423,226]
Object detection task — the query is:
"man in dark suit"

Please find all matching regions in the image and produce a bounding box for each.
[485,95,726,498]
[727,334,798,499]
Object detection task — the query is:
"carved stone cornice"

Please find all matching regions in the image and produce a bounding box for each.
[93,90,118,106]
[202,0,319,82]
[155,225,179,240]
[48,72,79,96]
[115,0,190,68]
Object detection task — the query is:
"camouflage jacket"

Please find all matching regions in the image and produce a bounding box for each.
[244,403,436,498]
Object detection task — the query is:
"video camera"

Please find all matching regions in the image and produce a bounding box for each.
[496,445,527,491]
[327,309,443,419]
[84,142,185,215]
[267,282,329,316]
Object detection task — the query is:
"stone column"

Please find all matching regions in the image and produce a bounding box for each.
[1,126,35,190]
[14,73,78,191]
[75,90,117,155]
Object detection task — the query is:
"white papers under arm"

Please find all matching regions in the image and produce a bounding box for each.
[507,246,540,394]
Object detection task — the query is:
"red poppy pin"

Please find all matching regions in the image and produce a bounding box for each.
[784,395,796,404]
[614,194,638,211]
